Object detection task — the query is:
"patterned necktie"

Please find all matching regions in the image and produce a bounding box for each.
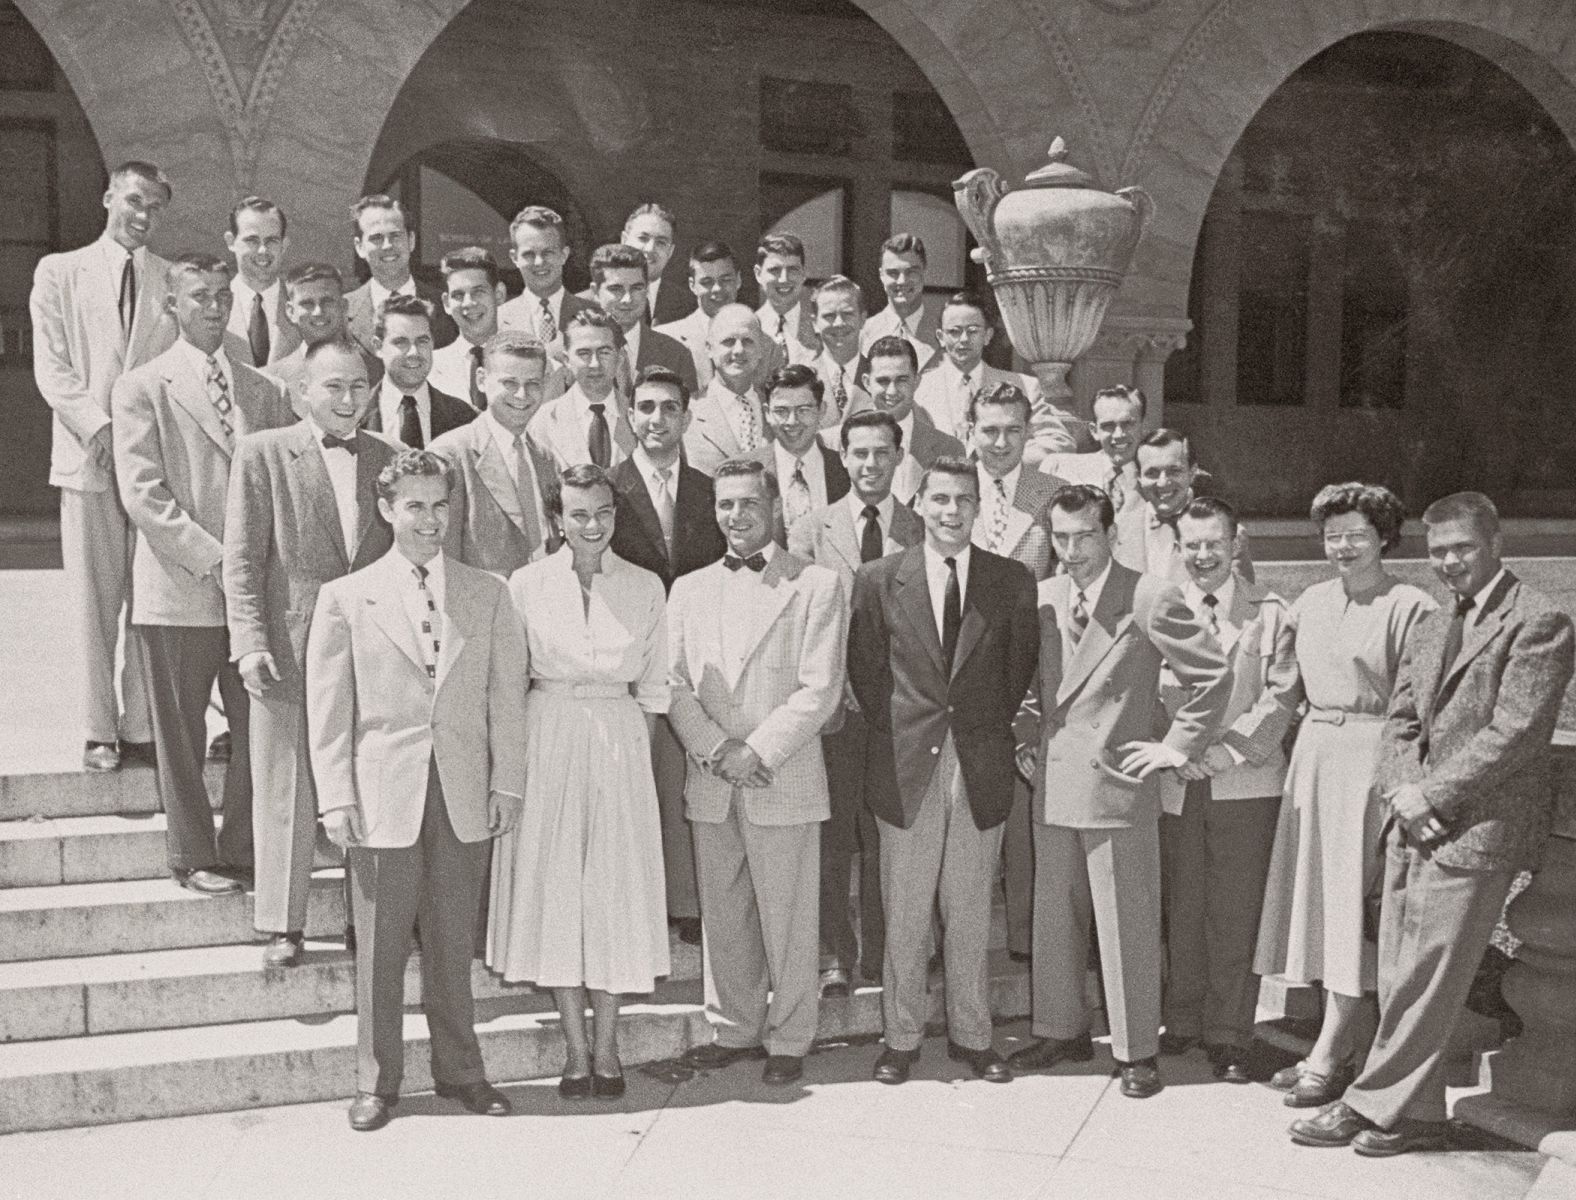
[248,292,270,366]
[1201,592,1220,637]
[775,311,789,358]
[942,555,961,667]
[736,394,760,452]
[653,465,676,555]
[987,476,1009,552]
[205,355,234,448]
[959,370,975,437]
[119,255,136,336]
[1069,588,1090,647]
[833,365,849,418]
[512,434,544,556]
[398,394,423,449]
[860,504,883,563]
[538,296,558,344]
[785,460,812,531]
[587,402,612,468]
[469,344,486,411]
[413,564,440,679]
[1107,466,1127,513]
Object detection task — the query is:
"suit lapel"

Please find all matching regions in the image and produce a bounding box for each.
[473,427,529,534]
[891,503,925,548]
[364,560,428,676]
[287,427,350,568]
[825,505,860,576]
[351,434,385,564]
[896,549,946,676]
[128,254,166,364]
[950,557,988,680]
[434,564,471,691]
[734,554,797,686]
[1435,576,1517,705]
[1056,568,1135,707]
[617,461,670,568]
[164,358,233,457]
[1219,580,1260,657]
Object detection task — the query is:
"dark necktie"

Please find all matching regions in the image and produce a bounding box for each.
[322,433,358,455]
[119,255,136,335]
[398,394,423,449]
[469,344,486,411]
[1438,594,1475,687]
[588,402,611,468]
[942,555,961,668]
[1201,591,1219,636]
[860,504,883,563]
[1069,588,1090,647]
[248,292,270,366]
[724,552,767,572]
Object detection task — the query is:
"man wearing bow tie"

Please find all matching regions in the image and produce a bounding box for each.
[225,339,395,965]
[1123,428,1253,584]
[669,460,846,1086]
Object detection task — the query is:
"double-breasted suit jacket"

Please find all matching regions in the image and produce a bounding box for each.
[428,418,561,577]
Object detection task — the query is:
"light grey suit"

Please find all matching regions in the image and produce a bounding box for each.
[684,379,771,477]
[429,417,561,578]
[526,385,637,472]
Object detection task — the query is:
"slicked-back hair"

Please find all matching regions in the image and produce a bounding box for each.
[1310,482,1406,552]
[349,194,406,236]
[1051,483,1116,531]
[917,454,979,499]
[552,463,615,519]
[969,381,1031,426]
[284,261,344,296]
[1093,384,1147,421]
[109,161,172,201]
[624,201,676,231]
[481,330,547,371]
[689,239,736,270]
[882,232,927,266]
[811,274,864,314]
[376,448,451,502]
[765,363,824,405]
[166,252,233,291]
[714,456,779,499]
[373,292,432,341]
[1180,494,1239,538]
[590,242,649,284]
[1136,427,1194,465]
[564,306,626,350]
[866,334,919,374]
[440,246,500,287]
[756,233,805,266]
[1422,491,1501,538]
[509,205,566,245]
[840,409,903,453]
[228,195,286,237]
[633,364,691,409]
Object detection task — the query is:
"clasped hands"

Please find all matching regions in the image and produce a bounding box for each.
[1384,782,1448,846]
[322,789,521,850]
[699,738,774,788]
[1174,743,1237,782]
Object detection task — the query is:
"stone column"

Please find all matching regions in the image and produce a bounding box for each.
[1064,314,1191,446]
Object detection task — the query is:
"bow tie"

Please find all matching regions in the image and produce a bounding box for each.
[322,433,358,455]
[724,552,767,573]
[1150,508,1182,533]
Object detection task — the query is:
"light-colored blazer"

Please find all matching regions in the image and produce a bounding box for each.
[113,344,293,625]
[428,417,561,577]
[654,307,712,391]
[975,465,1061,582]
[527,385,637,472]
[222,287,301,369]
[223,422,395,701]
[787,497,924,598]
[667,550,847,825]
[306,551,529,848]
[684,379,772,477]
[31,243,177,491]
[913,361,1036,443]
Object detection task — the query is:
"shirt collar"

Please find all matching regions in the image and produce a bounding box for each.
[231,276,280,307]
[848,489,894,525]
[945,357,983,388]
[980,462,1021,499]
[382,376,428,403]
[1466,568,1509,620]
[1070,560,1113,610]
[1184,574,1236,617]
[172,336,228,373]
[369,276,415,307]
[728,540,778,568]
[388,545,445,590]
[924,540,971,575]
[482,406,529,449]
[632,445,678,482]
[98,233,139,270]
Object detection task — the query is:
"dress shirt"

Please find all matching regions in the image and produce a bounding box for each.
[428,337,485,404]
[367,275,416,314]
[1183,575,1237,638]
[717,382,764,451]
[1144,500,1190,575]
[976,463,1022,552]
[923,542,971,645]
[768,301,802,344]
[1464,568,1508,629]
[227,277,283,350]
[942,358,984,434]
[378,378,432,447]
[773,442,828,509]
[396,548,446,676]
[481,407,550,548]
[570,386,624,451]
[1063,560,1113,659]
[99,236,145,331]
[720,540,778,683]
[308,417,361,555]
[847,490,897,553]
[169,336,235,406]
[860,304,932,359]
[631,446,681,525]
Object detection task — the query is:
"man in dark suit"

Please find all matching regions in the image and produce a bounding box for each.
[363,293,474,449]
[755,364,849,545]
[1292,492,1574,1156]
[222,196,299,370]
[623,202,691,327]
[848,456,1039,1085]
[589,243,698,396]
[609,364,726,945]
[497,205,593,356]
[344,193,454,354]
[788,409,924,997]
[224,339,394,965]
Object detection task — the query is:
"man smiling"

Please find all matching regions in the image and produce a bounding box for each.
[756,363,849,543]
[222,196,297,368]
[428,247,506,410]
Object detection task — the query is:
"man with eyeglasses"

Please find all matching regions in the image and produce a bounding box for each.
[1042,384,1146,510]
[914,291,1040,441]
[753,364,850,545]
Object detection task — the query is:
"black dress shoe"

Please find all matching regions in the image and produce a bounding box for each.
[1158,1032,1199,1056]
[1117,1057,1163,1098]
[947,1042,1012,1083]
[762,1055,803,1085]
[682,1042,766,1070]
[1284,1060,1356,1108]
[559,1074,592,1100]
[592,1072,626,1098]
[207,730,231,761]
[1206,1044,1252,1084]
[172,867,242,896]
[1352,1119,1449,1157]
[1007,1034,1094,1072]
[873,1047,919,1085]
[435,1080,511,1116]
[671,917,702,946]
[262,932,304,968]
[348,1092,396,1131]
[1289,1101,1376,1147]
[119,740,157,768]
[818,967,851,998]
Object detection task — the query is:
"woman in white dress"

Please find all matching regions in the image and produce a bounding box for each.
[486,464,671,1099]
[1254,482,1435,1107]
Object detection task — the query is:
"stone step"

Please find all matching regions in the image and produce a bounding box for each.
[0,871,347,963]
[0,762,225,822]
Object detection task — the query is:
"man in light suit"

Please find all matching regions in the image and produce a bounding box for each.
[344,194,454,354]
[859,233,937,367]
[669,459,847,1086]
[609,366,727,946]
[1041,383,1145,500]
[788,410,924,997]
[222,196,298,369]
[1009,484,1231,1099]
[31,160,177,771]
[587,243,698,396]
[685,304,771,476]
[755,364,850,545]
[113,252,294,894]
[808,275,869,427]
[308,449,526,1131]
[364,293,475,449]
[497,205,593,358]
[623,202,691,327]
[528,308,637,471]
[848,456,1039,1085]
[654,240,742,391]
[224,339,394,965]
[429,331,559,576]
[755,234,819,366]
[1292,493,1574,1156]
[1122,428,1253,584]
[428,247,506,410]
[1158,497,1299,1082]
[267,263,382,402]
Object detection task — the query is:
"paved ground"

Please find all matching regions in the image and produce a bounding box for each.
[0,1024,1552,1200]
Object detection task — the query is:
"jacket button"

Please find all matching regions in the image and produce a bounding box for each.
[1090,759,1100,768]
[930,746,940,755]
[946,705,955,714]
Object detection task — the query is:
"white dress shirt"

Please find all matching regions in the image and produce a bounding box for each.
[378,378,433,447]
[99,236,146,334]
[720,539,778,683]
[368,275,416,313]
[169,336,235,408]
[923,542,971,644]
[1183,574,1237,640]
[429,337,484,405]
[307,417,361,555]
[396,549,446,676]
[226,277,283,351]
[846,490,897,554]
[774,442,828,509]
[1064,560,1113,659]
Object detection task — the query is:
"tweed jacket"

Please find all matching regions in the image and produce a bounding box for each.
[973,464,1063,582]
[428,417,561,577]
[1379,571,1575,871]
[667,549,847,826]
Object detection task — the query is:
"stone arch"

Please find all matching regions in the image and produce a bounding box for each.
[1119,0,1576,319]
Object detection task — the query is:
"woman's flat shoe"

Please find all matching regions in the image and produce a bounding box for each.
[592,1072,626,1099]
[559,1073,592,1100]
[1283,1061,1356,1108]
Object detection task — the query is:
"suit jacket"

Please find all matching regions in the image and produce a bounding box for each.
[751,441,851,546]
[344,277,455,356]
[974,465,1059,581]
[1026,563,1232,829]
[756,298,819,365]
[633,324,700,396]
[113,345,294,625]
[362,384,477,443]
[787,496,925,599]
[527,385,637,472]
[222,286,302,369]
[822,407,964,505]
[685,379,772,476]
[222,423,395,701]
[31,243,177,491]
[648,274,694,327]
[848,546,1039,831]
[608,456,724,593]
[306,550,529,848]
[497,288,595,364]
[1379,572,1576,871]
[266,343,384,414]
[912,360,1037,442]
[428,417,561,577]
[668,550,847,825]
[653,307,712,391]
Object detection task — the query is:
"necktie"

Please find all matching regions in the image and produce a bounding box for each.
[959,370,975,436]
[834,366,849,418]
[1107,466,1127,513]
[321,433,358,455]
[119,255,136,336]
[942,555,962,668]
[398,394,423,449]
[469,344,486,411]
[860,504,883,563]
[1438,594,1475,688]
[512,434,544,556]
[205,355,234,448]
[724,552,767,572]
[654,466,676,555]
[987,476,1009,552]
[413,565,440,679]
[736,394,760,453]
[617,348,635,396]
[538,296,558,344]
[248,292,270,366]
[1069,589,1090,647]
[775,311,789,357]
[587,402,611,468]
[1201,592,1219,637]
[785,460,812,531]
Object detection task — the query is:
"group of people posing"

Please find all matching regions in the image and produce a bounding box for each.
[31,161,1576,1155]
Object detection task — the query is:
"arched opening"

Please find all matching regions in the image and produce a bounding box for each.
[1163,31,1576,518]
[2,1,105,523]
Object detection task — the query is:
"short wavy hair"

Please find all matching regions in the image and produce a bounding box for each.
[376,449,451,503]
[1309,482,1406,552]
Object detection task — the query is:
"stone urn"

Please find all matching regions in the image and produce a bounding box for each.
[953,138,1154,431]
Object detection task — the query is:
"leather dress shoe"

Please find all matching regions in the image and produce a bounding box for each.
[762,1055,803,1085]
[559,1073,592,1100]
[348,1092,396,1131]
[819,966,851,999]
[1284,1060,1356,1108]
[1117,1057,1163,1099]
[948,1042,1011,1083]
[83,741,120,772]
[435,1080,511,1116]
[1269,1059,1308,1091]
[1352,1119,1449,1157]
[173,867,242,896]
[207,730,231,761]
[1206,1043,1252,1084]
[682,1042,766,1070]
[1007,1034,1094,1072]
[1008,950,1031,965]
[262,932,304,967]
[592,1072,626,1099]
[1158,1032,1199,1056]
[119,740,157,768]
[873,1047,919,1085]
[1289,1101,1376,1147]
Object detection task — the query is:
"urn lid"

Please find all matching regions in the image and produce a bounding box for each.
[1021,138,1098,190]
